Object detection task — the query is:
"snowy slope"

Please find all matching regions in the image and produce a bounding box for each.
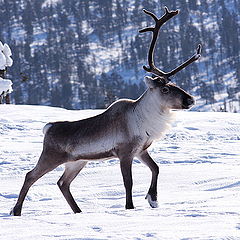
[0,105,240,240]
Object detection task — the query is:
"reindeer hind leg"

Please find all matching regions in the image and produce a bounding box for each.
[11,150,65,216]
[57,160,88,213]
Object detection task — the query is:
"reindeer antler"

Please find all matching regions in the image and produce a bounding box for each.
[139,7,202,80]
[166,44,201,77]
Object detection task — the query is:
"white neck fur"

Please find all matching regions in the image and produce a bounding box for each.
[133,89,175,140]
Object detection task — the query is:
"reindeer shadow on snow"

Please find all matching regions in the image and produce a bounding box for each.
[11,7,201,216]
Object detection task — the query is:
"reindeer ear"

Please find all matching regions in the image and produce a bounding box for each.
[144,76,157,89]
[144,76,166,88]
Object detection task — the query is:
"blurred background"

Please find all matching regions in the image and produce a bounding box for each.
[0,0,239,111]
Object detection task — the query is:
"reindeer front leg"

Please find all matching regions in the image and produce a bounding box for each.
[119,157,134,209]
[138,150,159,208]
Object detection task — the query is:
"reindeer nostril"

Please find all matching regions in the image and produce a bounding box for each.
[187,98,194,106]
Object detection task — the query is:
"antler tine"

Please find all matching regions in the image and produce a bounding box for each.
[142,9,158,23]
[139,7,179,78]
[165,44,202,77]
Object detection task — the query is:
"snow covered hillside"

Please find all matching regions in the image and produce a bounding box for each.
[1,0,240,111]
[0,105,240,240]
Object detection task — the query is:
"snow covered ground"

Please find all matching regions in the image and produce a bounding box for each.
[0,105,240,240]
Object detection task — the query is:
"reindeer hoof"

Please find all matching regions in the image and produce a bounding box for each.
[10,206,21,216]
[73,208,82,214]
[125,203,134,209]
[146,194,158,208]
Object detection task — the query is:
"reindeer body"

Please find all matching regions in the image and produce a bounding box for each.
[46,100,137,161]
[11,81,194,216]
[11,7,201,216]
[44,89,174,163]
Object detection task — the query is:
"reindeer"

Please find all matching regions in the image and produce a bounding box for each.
[11,7,201,216]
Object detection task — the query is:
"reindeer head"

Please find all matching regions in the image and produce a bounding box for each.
[140,7,201,110]
[144,76,195,110]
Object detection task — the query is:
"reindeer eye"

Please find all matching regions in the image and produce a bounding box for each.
[161,86,170,94]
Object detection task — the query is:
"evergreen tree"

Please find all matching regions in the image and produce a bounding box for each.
[0,0,239,111]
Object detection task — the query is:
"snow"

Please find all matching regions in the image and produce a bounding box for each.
[0,42,3,51]
[0,41,13,94]
[0,42,13,70]
[0,105,240,239]
[0,51,6,70]
[0,78,13,94]
[42,0,62,8]
[2,44,12,57]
